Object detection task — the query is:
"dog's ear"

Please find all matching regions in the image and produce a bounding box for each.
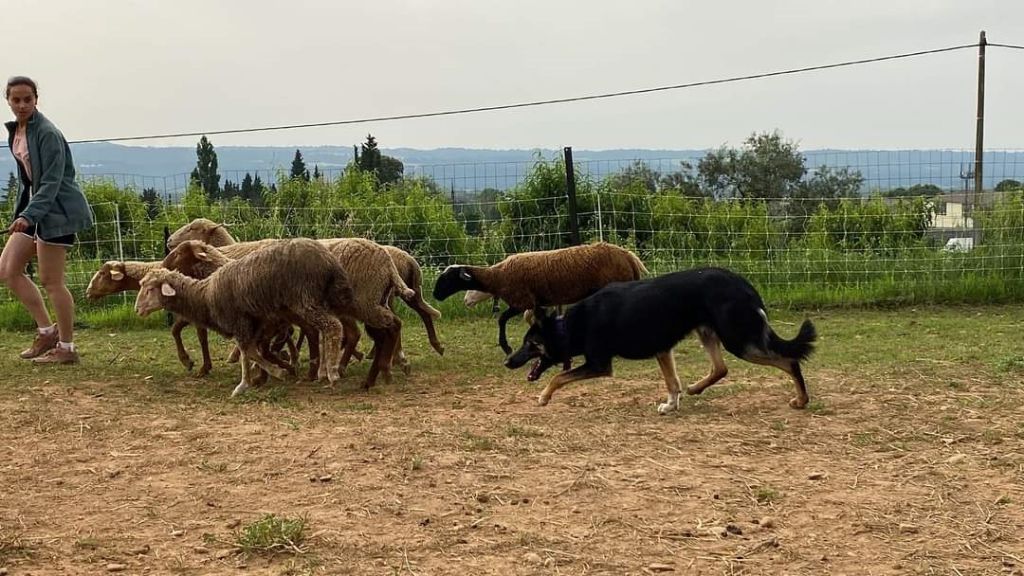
[458,267,472,282]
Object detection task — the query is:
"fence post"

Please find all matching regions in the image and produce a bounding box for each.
[563,146,581,246]
[973,30,986,243]
[163,225,172,326]
[114,204,126,305]
[596,191,604,243]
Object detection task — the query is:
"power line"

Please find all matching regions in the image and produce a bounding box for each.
[48,42,982,145]
[989,42,1024,50]
[3,40,1012,149]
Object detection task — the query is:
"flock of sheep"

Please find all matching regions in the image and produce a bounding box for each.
[85,218,647,398]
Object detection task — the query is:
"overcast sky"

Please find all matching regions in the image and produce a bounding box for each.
[8,0,1024,150]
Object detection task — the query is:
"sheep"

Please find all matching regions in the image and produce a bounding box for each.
[166,217,236,250]
[432,242,648,356]
[134,238,355,397]
[318,238,414,381]
[86,260,215,376]
[167,219,416,385]
[382,245,443,355]
[294,244,445,371]
[162,240,302,376]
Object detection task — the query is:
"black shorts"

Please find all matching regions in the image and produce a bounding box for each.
[19,224,75,247]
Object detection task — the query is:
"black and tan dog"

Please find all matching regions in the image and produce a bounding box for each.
[505,267,817,413]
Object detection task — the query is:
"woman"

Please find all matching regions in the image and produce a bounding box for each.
[1,76,93,364]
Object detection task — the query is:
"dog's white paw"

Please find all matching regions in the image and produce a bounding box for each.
[658,392,680,415]
[657,402,679,415]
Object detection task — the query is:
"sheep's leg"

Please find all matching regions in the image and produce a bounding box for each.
[406,293,444,356]
[311,314,343,386]
[237,340,288,382]
[393,324,410,375]
[170,316,194,373]
[305,327,321,382]
[196,326,213,377]
[262,333,295,376]
[227,346,241,363]
[232,348,255,397]
[362,325,394,389]
[336,317,362,372]
[284,331,300,372]
[497,306,522,355]
[362,311,401,389]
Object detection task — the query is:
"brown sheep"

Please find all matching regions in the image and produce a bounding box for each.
[86,260,215,376]
[432,242,648,356]
[382,245,444,356]
[135,238,355,396]
[167,219,415,385]
[162,241,301,376]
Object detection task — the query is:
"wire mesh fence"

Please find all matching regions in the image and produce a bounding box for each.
[4,147,1021,311]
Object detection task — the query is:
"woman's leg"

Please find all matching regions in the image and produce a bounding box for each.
[36,241,75,344]
[0,233,52,328]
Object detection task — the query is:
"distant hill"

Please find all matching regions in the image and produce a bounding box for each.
[2,143,1020,197]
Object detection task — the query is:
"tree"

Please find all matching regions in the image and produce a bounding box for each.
[883,183,943,198]
[354,134,404,186]
[312,164,322,181]
[607,160,661,193]
[659,161,705,197]
[189,135,220,198]
[697,131,806,199]
[3,171,16,211]
[222,179,240,199]
[290,149,309,181]
[995,179,1022,192]
[140,187,162,221]
[240,173,253,198]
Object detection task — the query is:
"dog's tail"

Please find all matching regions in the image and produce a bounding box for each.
[767,318,817,361]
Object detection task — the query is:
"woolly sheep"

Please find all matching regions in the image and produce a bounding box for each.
[167,219,416,386]
[162,241,301,376]
[433,242,648,354]
[86,260,215,376]
[135,238,355,396]
[382,245,443,355]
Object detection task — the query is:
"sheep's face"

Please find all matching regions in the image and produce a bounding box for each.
[433,265,477,301]
[85,261,129,301]
[167,218,229,250]
[163,240,221,276]
[135,273,173,317]
[463,289,492,307]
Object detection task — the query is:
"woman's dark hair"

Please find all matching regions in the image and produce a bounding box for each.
[6,76,38,99]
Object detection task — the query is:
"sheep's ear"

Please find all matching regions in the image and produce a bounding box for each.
[109,268,125,281]
[458,268,472,282]
[524,309,536,325]
[195,250,210,261]
[160,283,177,297]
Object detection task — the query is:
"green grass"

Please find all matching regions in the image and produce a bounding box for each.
[0,306,1022,411]
[756,486,780,504]
[234,514,308,555]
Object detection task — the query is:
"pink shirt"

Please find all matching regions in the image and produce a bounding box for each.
[12,124,31,182]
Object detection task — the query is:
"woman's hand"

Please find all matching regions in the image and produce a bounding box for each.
[8,217,30,235]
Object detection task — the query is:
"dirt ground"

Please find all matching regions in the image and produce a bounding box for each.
[1,318,1024,575]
